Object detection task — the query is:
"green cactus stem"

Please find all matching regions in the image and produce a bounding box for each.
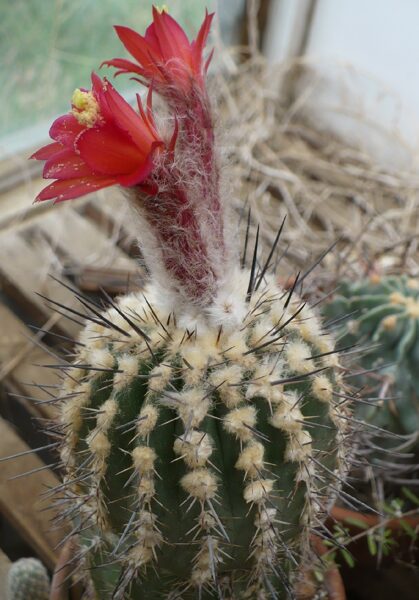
[53,268,349,599]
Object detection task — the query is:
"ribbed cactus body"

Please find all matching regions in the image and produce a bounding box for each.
[7,558,50,600]
[60,270,347,599]
[323,274,419,436]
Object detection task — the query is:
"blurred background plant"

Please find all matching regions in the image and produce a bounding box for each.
[323,274,419,444]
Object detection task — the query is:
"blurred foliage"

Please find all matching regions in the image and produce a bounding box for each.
[0,0,215,136]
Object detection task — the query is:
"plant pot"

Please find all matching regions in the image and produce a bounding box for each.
[329,505,419,567]
[313,535,347,600]
[49,539,83,600]
[296,535,347,600]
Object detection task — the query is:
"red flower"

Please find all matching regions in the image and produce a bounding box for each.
[102,7,214,95]
[31,73,163,202]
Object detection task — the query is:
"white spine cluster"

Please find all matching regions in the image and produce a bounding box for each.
[129,445,161,568]
[175,395,222,590]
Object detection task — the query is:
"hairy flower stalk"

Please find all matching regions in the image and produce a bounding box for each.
[35,8,223,308]
[103,7,223,307]
[31,8,351,599]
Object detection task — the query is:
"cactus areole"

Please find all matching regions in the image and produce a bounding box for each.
[32,7,350,599]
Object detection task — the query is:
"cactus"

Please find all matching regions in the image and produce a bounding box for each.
[53,267,347,599]
[30,7,350,599]
[323,274,419,439]
[7,557,50,600]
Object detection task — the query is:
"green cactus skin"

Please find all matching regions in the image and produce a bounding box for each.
[7,557,50,600]
[323,274,419,437]
[56,269,349,599]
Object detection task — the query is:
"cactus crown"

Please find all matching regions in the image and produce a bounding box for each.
[323,274,419,437]
[30,7,351,599]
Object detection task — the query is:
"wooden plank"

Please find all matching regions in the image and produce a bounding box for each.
[38,207,138,272]
[0,231,80,339]
[0,303,60,421]
[0,549,11,600]
[0,418,65,569]
[0,177,46,232]
[75,266,142,295]
[0,175,88,234]
[89,192,141,250]
[81,200,138,257]
[0,557,10,600]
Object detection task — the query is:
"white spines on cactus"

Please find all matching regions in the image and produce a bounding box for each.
[57,266,349,598]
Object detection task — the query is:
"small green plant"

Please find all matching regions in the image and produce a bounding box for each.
[322,523,356,569]
[7,557,50,600]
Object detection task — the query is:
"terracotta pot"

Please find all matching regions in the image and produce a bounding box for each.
[312,536,347,600]
[329,506,419,567]
[331,505,419,531]
[295,535,346,600]
[49,539,83,600]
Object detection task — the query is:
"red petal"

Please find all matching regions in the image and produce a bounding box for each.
[104,83,157,149]
[101,57,145,77]
[136,93,148,124]
[30,142,63,160]
[204,48,214,74]
[36,176,115,203]
[76,123,145,176]
[117,149,155,187]
[50,114,84,148]
[143,22,161,55]
[91,72,103,97]
[90,73,113,122]
[136,93,157,139]
[191,12,214,72]
[146,84,154,118]
[43,148,93,179]
[114,25,160,68]
[168,117,178,153]
[152,7,191,64]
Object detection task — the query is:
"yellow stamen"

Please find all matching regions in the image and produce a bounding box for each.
[156,4,169,14]
[71,89,100,128]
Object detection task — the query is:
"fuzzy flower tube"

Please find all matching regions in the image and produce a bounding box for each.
[32,7,350,599]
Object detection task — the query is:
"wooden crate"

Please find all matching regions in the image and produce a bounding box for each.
[0,183,143,575]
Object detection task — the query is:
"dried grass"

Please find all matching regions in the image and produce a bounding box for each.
[212,54,419,292]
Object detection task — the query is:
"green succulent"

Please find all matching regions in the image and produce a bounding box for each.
[323,274,419,437]
[7,557,50,600]
[56,271,348,599]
